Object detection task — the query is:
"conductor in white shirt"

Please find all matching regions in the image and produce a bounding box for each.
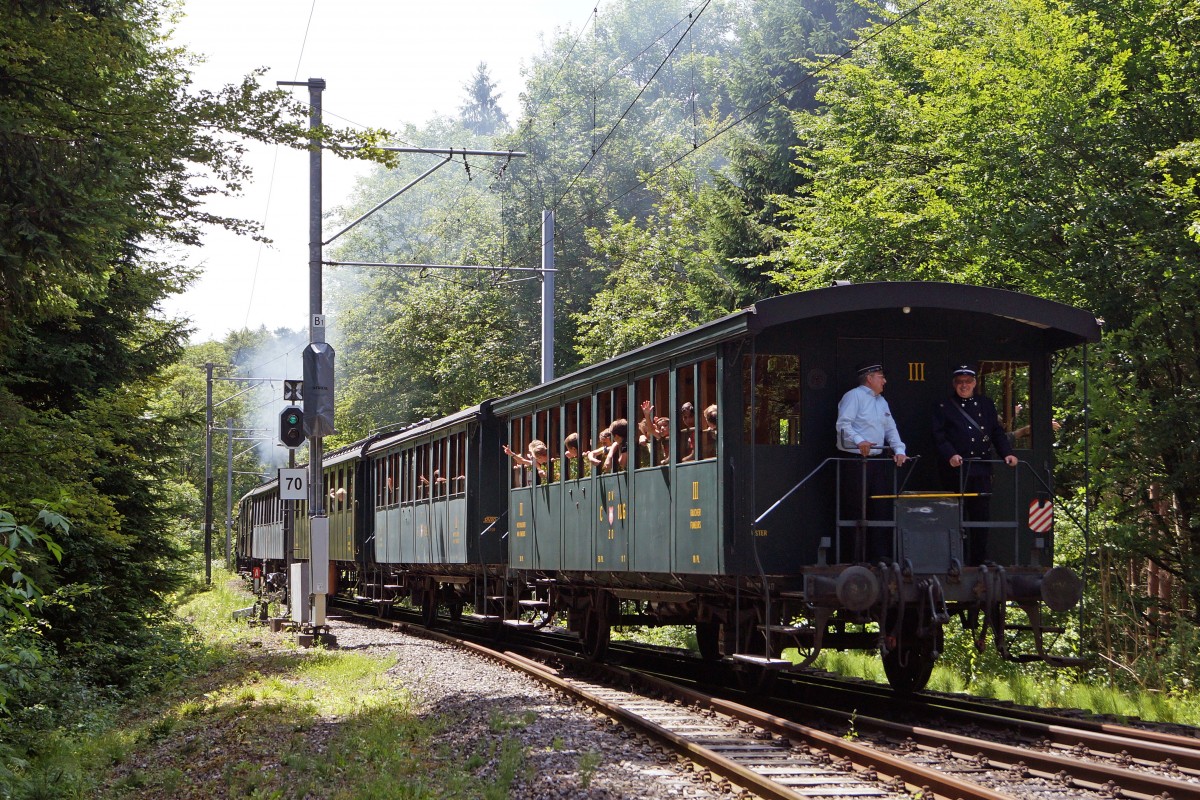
[836,362,908,562]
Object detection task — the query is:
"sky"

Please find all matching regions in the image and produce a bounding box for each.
[160,0,594,343]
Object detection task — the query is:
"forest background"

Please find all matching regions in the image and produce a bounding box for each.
[2,0,1199,783]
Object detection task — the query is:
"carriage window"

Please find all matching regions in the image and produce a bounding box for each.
[406,448,417,504]
[744,355,802,446]
[594,385,629,473]
[384,455,393,506]
[978,361,1032,448]
[698,359,718,460]
[509,415,533,488]
[563,398,589,481]
[676,359,718,461]
[433,436,448,498]
[677,365,696,462]
[447,432,464,498]
[635,372,671,468]
[389,452,400,507]
[534,407,559,484]
[401,448,412,504]
[416,443,429,499]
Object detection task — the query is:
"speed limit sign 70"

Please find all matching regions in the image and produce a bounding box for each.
[279,468,307,500]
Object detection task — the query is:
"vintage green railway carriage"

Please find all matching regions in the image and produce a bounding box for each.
[359,404,505,573]
[237,474,284,564]
[492,282,1099,680]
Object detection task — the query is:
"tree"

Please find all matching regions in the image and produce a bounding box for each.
[325,117,528,433]
[767,0,1200,679]
[574,171,740,362]
[495,0,739,376]
[0,0,391,699]
[459,62,510,135]
[709,0,873,297]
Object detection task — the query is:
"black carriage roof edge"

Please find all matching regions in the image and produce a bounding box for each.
[360,401,492,456]
[751,282,1101,344]
[492,281,1101,412]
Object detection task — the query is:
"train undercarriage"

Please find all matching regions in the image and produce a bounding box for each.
[241,552,1082,694]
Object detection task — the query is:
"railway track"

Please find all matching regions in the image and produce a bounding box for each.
[327,599,1200,799]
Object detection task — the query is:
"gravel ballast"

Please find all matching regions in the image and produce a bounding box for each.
[324,615,736,799]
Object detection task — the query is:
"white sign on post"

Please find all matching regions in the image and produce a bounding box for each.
[279,468,307,500]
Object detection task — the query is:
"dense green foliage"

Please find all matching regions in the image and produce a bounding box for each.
[0,0,390,781]
[766,0,1200,677]
[330,0,871,429]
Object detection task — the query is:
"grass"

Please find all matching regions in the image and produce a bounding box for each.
[616,623,1200,725]
[4,568,536,800]
[797,648,1200,725]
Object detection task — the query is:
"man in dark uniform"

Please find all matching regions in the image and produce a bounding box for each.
[931,365,1018,565]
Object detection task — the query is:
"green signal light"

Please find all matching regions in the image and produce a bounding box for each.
[279,405,305,448]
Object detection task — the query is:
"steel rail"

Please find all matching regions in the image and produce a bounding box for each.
[384,620,1012,800]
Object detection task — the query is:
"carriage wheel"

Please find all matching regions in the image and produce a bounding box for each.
[580,596,613,661]
[882,612,942,693]
[420,587,439,629]
[695,622,721,661]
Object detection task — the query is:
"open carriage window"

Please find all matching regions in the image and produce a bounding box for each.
[698,359,718,460]
[449,431,467,498]
[635,372,671,468]
[509,415,533,488]
[594,385,629,473]
[743,354,802,446]
[676,359,718,461]
[401,448,415,505]
[977,361,1031,447]
[388,452,399,507]
[563,398,590,481]
[535,407,559,484]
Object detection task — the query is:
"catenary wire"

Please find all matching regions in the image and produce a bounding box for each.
[240,0,320,332]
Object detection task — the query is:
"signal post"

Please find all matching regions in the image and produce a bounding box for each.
[278,77,336,648]
[276,77,529,646]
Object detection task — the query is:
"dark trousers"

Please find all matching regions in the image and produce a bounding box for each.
[839,457,894,563]
[940,464,994,565]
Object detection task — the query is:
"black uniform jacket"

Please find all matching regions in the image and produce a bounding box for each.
[931,393,1015,465]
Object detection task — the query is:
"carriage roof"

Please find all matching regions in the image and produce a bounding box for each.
[493,282,1100,413]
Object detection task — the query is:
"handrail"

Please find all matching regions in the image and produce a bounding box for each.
[753,457,838,526]
[958,457,1088,536]
[755,455,922,527]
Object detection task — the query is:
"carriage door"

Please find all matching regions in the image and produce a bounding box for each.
[836,338,948,493]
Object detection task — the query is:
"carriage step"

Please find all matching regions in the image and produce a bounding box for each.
[465,613,501,622]
[758,625,812,636]
[731,654,795,670]
[778,591,806,599]
[1005,625,1068,634]
[382,584,404,590]
[518,599,549,609]
[503,620,536,628]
